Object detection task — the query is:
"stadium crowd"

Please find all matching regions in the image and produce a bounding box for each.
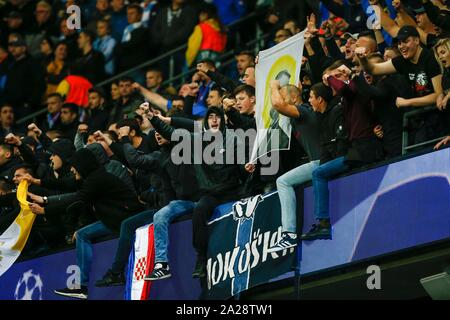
[0,0,449,299]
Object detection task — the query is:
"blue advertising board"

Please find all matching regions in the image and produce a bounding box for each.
[300,148,450,274]
[0,219,200,300]
[0,148,448,299]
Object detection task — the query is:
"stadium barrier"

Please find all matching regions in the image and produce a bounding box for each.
[0,147,448,300]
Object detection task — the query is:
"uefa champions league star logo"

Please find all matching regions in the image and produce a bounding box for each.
[15,270,43,300]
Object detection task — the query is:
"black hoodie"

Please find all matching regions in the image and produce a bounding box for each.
[46,148,144,232]
[151,108,245,198]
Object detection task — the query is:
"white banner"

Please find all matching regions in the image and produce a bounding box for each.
[0,181,36,278]
[250,31,305,163]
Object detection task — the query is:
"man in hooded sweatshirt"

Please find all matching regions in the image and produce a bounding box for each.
[142,105,246,280]
[27,148,144,299]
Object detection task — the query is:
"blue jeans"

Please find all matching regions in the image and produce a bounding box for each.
[111,209,157,274]
[276,160,320,233]
[76,221,114,286]
[153,200,197,264]
[312,156,350,220]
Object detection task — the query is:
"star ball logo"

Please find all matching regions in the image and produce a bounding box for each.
[15,269,43,300]
[66,5,81,30]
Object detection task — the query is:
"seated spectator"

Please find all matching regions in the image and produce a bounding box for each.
[110,81,121,104]
[85,0,113,35]
[86,87,110,132]
[41,93,63,132]
[114,3,148,77]
[4,33,46,119]
[36,36,54,70]
[266,82,329,252]
[108,76,143,124]
[140,0,161,28]
[151,0,198,79]
[93,19,116,76]
[24,1,59,57]
[58,17,80,62]
[145,68,176,98]
[45,42,69,97]
[0,104,20,139]
[185,3,227,67]
[301,62,384,241]
[132,106,244,280]
[28,147,144,299]
[3,11,26,41]
[110,0,129,42]
[59,103,80,141]
[74,30,106,84]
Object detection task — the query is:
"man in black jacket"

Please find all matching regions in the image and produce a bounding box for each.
[93,126,183,287]
[74,29,105,84]
[28,148,144,299]
[86,87,109,132]
[151,0,197,78]
[3,33,45,119]
[114,4,149,74]
[141,105,246,280]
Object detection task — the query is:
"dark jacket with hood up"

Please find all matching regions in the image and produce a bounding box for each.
[122,133,198,203]
[151,107,246,198]
[45,148,144,232]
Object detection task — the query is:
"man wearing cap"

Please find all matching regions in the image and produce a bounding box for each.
[4,33,45,119]
[357,25,443,144]
[341,32,358,63]
[2,0,35,31]
[3,11,26,38]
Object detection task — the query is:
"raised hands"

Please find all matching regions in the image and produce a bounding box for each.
[4,133,22,146]
[93,130,113,146]
[28,123,42,137]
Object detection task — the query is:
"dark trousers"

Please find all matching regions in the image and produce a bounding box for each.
[111,209,157,273]
[192,194,238,262]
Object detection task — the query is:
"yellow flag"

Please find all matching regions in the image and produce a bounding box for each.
[0,180,36,277]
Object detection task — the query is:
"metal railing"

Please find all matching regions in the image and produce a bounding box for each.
[17,12,261,125]
[401,106,447,155]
